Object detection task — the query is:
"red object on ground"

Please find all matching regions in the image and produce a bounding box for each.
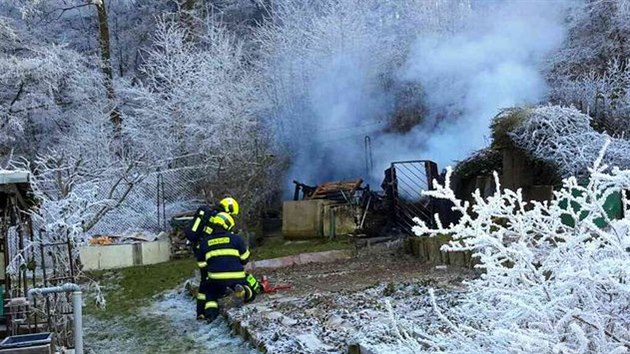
[260,275,292,293]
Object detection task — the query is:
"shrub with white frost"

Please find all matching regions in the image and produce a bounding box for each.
[412,141,630,353]
[506,105,630,178]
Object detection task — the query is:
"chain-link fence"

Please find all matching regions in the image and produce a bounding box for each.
[79,144,282,237]
[90,163,216,236]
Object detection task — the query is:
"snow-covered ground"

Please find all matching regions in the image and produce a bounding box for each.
[227,281,464,354]
[83,250,471,354]
[148,290,256,353]
[85,290,256,354]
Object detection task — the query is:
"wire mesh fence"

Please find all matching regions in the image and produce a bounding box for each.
[90,163,216,236]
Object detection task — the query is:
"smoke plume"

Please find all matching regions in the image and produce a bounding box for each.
[269,0,569,189]
[383,0,567,174]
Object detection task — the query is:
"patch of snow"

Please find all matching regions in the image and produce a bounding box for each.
[147,290,257,353]
[85,288,255,354]
[295,333,334,352]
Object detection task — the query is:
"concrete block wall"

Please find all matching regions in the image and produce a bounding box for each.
[141,241,171,265]
[282,200,325,240]
[322,204,357,238]
[283,200,359,240]
[79,240,171,271]
[405,236,477,269]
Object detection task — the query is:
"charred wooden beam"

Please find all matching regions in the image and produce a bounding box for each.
[292,180,317,200]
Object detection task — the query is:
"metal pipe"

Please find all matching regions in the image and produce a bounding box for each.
[364,135,373,176]
[72,291,83,354]
[360,195,372,230]
[28,283,83,354]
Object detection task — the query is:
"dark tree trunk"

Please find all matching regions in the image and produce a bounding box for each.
[95,0,122,130]
[181,0,196,40]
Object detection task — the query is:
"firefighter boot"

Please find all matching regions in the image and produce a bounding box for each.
[232,284,246,299]
[220,285,245,312]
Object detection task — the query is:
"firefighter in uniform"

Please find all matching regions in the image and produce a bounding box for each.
[185,197,249,319]
[197,211,261,321]
[185,197,240,245]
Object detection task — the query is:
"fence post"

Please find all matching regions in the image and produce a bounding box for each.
[156,170,161,230]
[156,171,166,230]
[161,174,166,229]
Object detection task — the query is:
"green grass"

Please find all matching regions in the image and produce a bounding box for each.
[80,237,352,352]
[85,258,196,319]
[84,237,351,318]
[251,236,352,260]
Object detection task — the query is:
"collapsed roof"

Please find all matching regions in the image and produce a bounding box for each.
[292,179,366,202]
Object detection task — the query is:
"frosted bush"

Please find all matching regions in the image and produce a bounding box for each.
[413,141,630,353]
[507,105,630,178]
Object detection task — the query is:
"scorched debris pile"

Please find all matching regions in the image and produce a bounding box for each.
[291,160,458,237]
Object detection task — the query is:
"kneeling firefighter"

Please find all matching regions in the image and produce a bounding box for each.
[196,211,261,321]
[185,197,240,246]
[186,197,243,318]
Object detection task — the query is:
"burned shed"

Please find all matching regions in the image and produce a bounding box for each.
[284,159,453,240]
[285,179,369,240]
[293,179,366,203]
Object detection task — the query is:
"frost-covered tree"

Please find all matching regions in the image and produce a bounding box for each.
[412,142,630,353]
[1,0,280,238]
[550,59,630,136]
[550,0,630,77]
[0,16,107,157]
[5,0,128,128]
[0,9,148,244]
[548,0,630,135]
[122,17,277,226]
[125,18,262,163]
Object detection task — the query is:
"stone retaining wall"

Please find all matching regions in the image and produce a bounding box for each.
[404,235,477,268]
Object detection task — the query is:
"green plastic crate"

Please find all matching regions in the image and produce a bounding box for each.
[559,181,623,228]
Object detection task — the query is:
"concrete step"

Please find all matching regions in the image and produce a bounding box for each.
[245,249,353,271]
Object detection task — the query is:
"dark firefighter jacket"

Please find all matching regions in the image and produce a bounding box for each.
[198,229,250,281]
[184,205,219,245]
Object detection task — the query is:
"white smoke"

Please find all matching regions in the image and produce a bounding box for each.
[264,0,570,189]
[287,53,391,186]
[377,0,568,175]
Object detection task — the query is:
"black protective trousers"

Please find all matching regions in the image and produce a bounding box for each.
[196,279,257,320]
